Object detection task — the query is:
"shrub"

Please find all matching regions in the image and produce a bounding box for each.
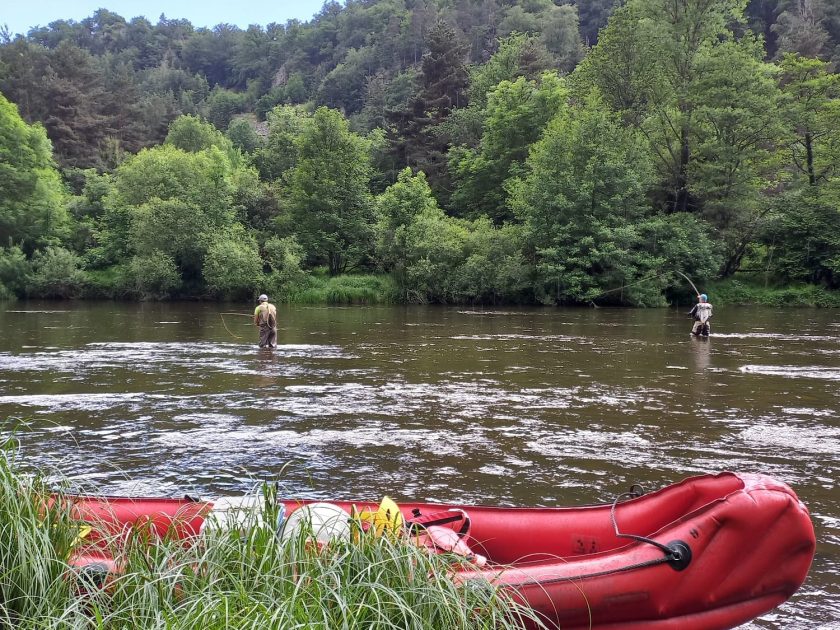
[129,252,181,300]
[203,232,264,300]
[0,245,28,299]
[25,247,86,298]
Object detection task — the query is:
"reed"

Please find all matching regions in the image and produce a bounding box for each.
[0,443,544,629]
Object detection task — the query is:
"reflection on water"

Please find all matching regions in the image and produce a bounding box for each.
[0,302,838,629]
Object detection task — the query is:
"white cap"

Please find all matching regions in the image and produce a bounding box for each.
[258,294,268,301]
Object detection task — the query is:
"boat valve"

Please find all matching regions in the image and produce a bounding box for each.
[665,540,692,571]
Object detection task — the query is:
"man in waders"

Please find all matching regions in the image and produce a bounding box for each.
[688,293,713,336]
[253,294,277,348]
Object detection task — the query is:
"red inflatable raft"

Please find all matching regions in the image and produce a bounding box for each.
[60,472,815,630]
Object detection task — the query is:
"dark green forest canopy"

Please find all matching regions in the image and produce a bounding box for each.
[1,0,839,304]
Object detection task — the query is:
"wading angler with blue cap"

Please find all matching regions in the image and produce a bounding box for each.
[688,293,713,337]
[253,294,277,348]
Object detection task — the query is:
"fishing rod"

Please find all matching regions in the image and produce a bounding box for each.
[675,271,701,297]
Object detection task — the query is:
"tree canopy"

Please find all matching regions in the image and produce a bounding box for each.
[2,0,839,303]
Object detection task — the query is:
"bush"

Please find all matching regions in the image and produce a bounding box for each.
[129,252,181,300]
[0,245,28,299]
[709,279,840,307]
[25,247,86,298]
[203,231,264,300]
[82,264,134,299]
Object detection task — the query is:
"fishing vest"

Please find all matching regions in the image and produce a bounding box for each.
[255,303,277,327]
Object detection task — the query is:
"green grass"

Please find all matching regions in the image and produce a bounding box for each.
[707,279,840,307]
[0,442,544,629]
[285,273,400,305]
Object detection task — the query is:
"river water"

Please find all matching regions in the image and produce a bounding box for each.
[0,301,837,629]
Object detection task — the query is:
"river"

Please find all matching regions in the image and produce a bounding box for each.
[0,301,837,628]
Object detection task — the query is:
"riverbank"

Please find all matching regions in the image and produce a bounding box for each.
[707,279,840,307]
[0,446,540,630]
[3,269,839,306]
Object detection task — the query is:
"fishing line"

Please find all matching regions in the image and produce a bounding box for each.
[219,312,251,340]
[589,270,702,307]
[588,272,667,306]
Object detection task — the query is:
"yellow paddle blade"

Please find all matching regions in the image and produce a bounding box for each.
[71,524,93,547]
[356,496,404,537]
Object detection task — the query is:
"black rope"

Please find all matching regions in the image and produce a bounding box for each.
[500,486,687,587]
[609,490,675,557]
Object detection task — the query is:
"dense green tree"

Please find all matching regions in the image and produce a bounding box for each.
[129,250,181,299]
[0,39,52,122]
[0,92,67,254]
[575,0,748,214]
[226,117,264,154]
[576,0,620,45]
[41,41,111,169]
[402,203,470,302]
[449,73,567,222]
[287,107,375,275]
[164,114,232,154]
[2,0,840,303]
[203,87,247,130]
[456,219,530,303]
[375,167,440,286]
[181,25,241,88]
[96,143,246,289]
[203,227,264,299]
[509,95,661,304]
[317,46,378,113]
[772,0,831,59]
[262,235,308,294]
[467,32,554,110]
[688,38,785,275]
[0,245,28,299]
[778,53,840,186]
[253,105,311,182]
[387,19,469,194]
[763,187,840,287]
[541,4,585,72]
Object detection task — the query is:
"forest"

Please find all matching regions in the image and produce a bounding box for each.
[1,0,839,306]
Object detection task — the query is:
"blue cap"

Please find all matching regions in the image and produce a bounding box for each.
[699,294,708,301]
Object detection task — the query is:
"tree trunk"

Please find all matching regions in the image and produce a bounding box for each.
[805,131,815,186]
[674,120,691,213]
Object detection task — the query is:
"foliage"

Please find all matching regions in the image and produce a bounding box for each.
[709,278,840,307]
[0,92,67,255]
[375,167,440,281]
[0,245,28,299]
[1,1,840,304]
[203,228,265,300]
[287,107,375,275]
[510,94,660,305]
[289,273,399,305]
[226,117,264,154]
[762,188,840,287]
[129,251,181,300]
[449,73,567,222]
[25,246,86,298]
[402,206,471,303]
[0,447,546,629]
